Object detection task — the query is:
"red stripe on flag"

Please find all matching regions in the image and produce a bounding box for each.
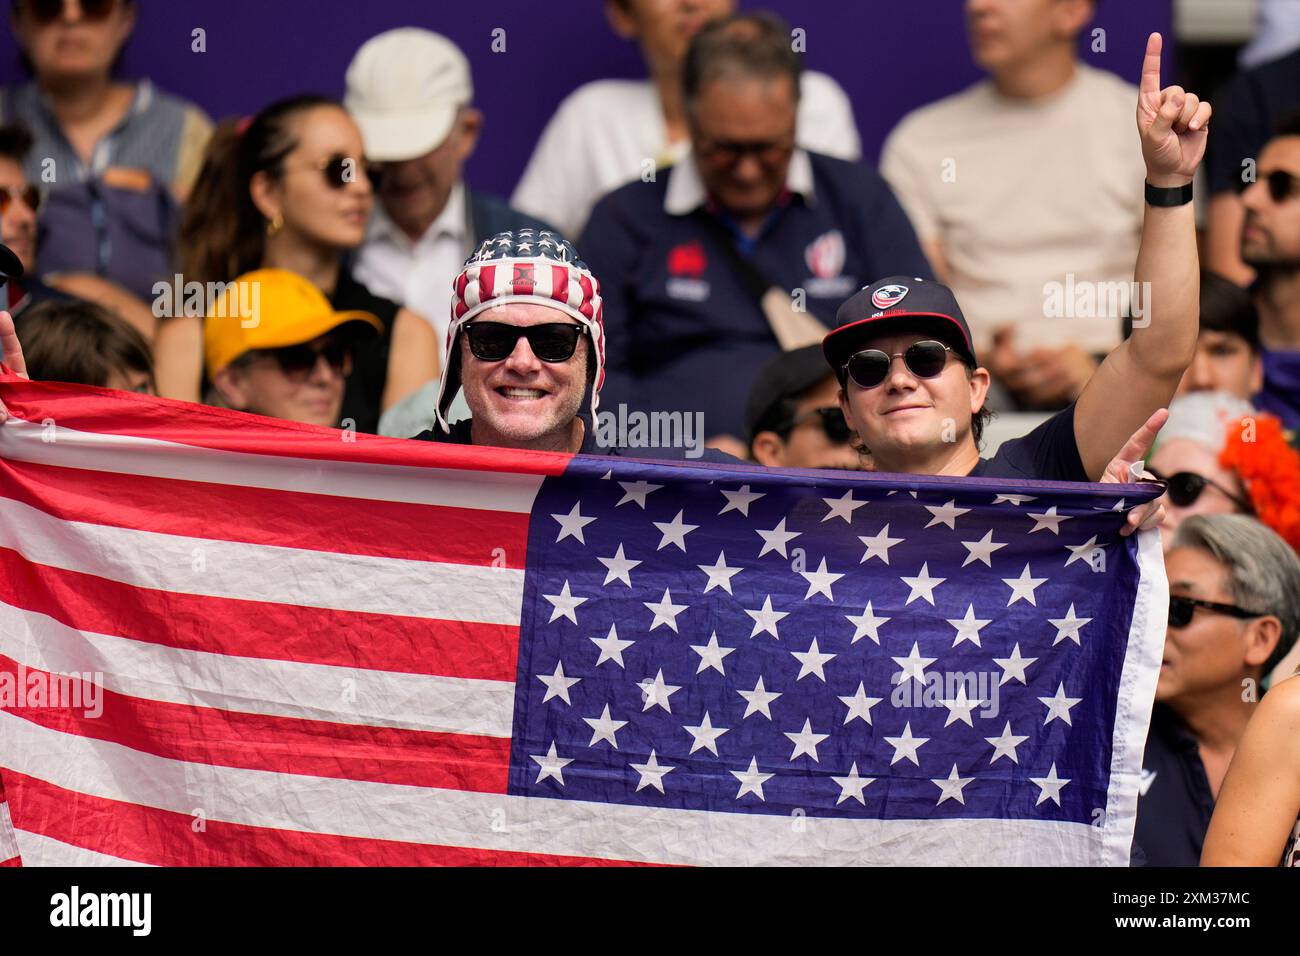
[4,772,653,867]
[0,547,520,681]
[0,658,510,792]
[578,274,596,319]
[0,458,529,566]
[551,264,569,306]
[0,376,573,476]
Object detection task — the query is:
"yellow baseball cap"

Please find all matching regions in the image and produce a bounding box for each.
[203,268,383,377]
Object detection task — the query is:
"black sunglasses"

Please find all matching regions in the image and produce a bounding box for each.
[1146,466,1254,512]
[776,406,854,444]
[463,322,585,363]
[252,340,352,381]
[19,0,119,23]
[1237,168,1300,203]
[285,154,370,191]
[843,340,955,390]
[1168,594,1264,629]
[0,185,42,217]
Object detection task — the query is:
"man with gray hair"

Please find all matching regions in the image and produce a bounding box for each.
[1132,513,1300,866]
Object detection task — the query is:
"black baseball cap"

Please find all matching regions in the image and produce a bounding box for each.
[822,275,978,380]
[746,344,836,443]
[0,241,22,287]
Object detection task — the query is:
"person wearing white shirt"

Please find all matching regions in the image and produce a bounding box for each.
[512,0,862,240]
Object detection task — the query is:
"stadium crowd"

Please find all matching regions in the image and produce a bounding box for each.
[1,0,1299,867]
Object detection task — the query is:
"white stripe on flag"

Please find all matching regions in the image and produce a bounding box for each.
[15,829,150,867]
[0,714,1107,867]
[0,603,514,737]
[0,417,543,513]
[0,496,526,626]
[0,797,19,862]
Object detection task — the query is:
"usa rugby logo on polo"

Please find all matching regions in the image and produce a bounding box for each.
[871,283,909,310]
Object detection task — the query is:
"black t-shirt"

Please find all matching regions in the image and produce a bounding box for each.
[967,402,1089,481]
[1207,48,1300,194]
[1131,704,1215,867]
[331,271,399,435]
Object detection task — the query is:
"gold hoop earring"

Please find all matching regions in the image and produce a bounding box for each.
[266,214,284,238]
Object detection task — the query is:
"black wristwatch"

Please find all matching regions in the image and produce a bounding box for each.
[1145,181,1194,207]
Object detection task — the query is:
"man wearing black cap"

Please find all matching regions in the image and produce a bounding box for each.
[747,345,862,470]
[823,34,1208,504]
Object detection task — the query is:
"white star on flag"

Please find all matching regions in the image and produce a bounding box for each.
[791,637,836,682]
[551,501,595,544]
[941,684,985,727]
[822,489,868,523]
[689,631,736,675]
[884,722,930,766]
[643,588,688,632]
[947,604,991,647]
[597,543,641,587]
[536,660,581,705]
[638,669,682,713]
[1003,564,1047,606]
[531,742,572,785]
[543,580,587,624]
[1048,604,1093,645]
[719,484,765,516]
[993,494,1036,506]
[858,524,904,564]
[737,676,781,719]
[683,711,729,756]
[616,480,662,508]
[590,623,634,668]
[784,718,830,761]
[1031,763,1071,806]
[1027,505,1070,534]
[756,517,801,557]
[583,704,627,748]
[630,750,674,793]
[932,764,974,805]
[993,643,1038,685]
[731,757,774,800]
[653,509,698,552]
[832,762,875,805]
[744,595,788,639]
[799,557,844,600]
[960,529,1008,567]
[924,499,971,530]
[901,562,946,605]
[1064,535,1103,568]
[838,682,883,725]
[697,551,742,594]
[892,641,937,685]
[1039,682,1083,726]
[846,601,891,644]
[985,722,1030,764]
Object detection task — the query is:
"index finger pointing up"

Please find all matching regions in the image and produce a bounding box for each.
[1140,32,1163,97]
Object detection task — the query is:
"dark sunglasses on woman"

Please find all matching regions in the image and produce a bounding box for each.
[286,154,371,191]
[463,322,585,363]
[19,0,119,23]
[776,406,854,444]
[843,339,956,390]
[253,340,352,381]
[1168,594,1264,629]
[0,185,42,216]
[1145,466,1254,512]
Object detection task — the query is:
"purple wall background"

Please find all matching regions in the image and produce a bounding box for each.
[0,0,1173,196]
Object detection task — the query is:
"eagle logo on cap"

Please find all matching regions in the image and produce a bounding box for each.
[871,284,908,310]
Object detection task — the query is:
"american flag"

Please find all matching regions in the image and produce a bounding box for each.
[0,375,1166,866]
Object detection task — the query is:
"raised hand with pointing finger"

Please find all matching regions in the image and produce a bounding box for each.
[1137,32,1211,188]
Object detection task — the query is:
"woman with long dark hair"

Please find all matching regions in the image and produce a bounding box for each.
[160,95,438,432]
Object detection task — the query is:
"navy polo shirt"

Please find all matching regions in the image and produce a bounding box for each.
[968,403,1090,482]
[1131,704,1216,867]
[579,150,931,440]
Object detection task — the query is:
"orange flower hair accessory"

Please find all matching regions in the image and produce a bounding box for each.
[1221,412,1300,553]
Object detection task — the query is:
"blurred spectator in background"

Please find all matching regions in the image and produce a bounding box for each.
[1148,391,1300,555]
[205,269,381,429]
[1,0,212,301]
[1206,58,1300,285]
[1241,114,1300,433]
[1238,0,1300,70]
[17,297,152,391]
[169,95,439,434]
[746,344,862,469]
[881,0,1143,411]
[0,120,155,334]
[581,13,928,454]
[1174,271,1263,400]
[513,0,861,240]
[1132,514,1300,867]
[345,28,550,342]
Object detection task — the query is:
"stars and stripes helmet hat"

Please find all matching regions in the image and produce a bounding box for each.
[822,275,978,382]
[435,228,606,432]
